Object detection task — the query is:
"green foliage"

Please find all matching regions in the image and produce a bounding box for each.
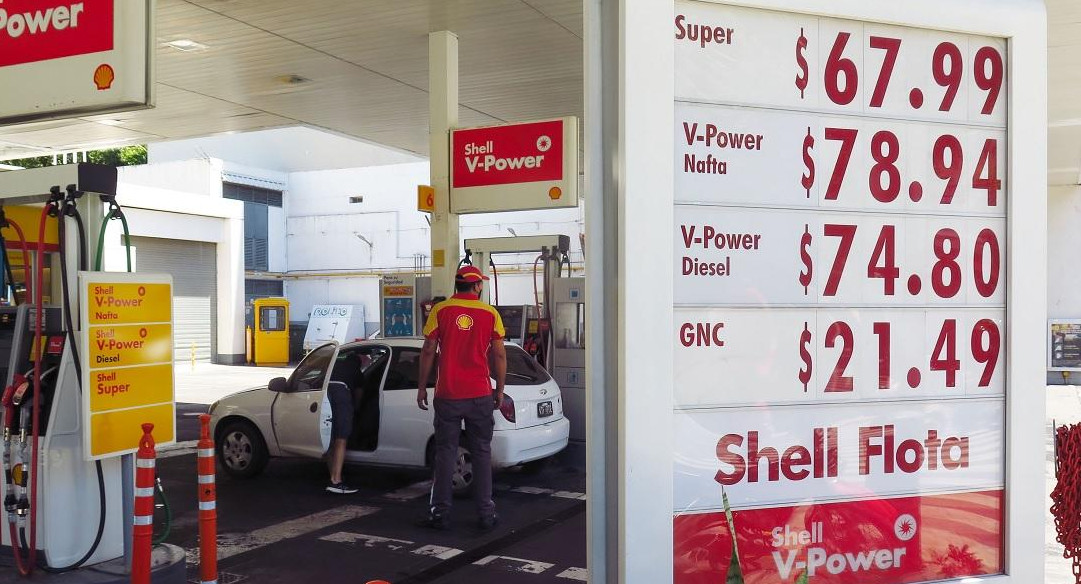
[4,145,147,169]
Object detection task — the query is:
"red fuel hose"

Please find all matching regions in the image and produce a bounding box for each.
[6,219,30,300]
[25,201,55,574]
[532,254,543,316]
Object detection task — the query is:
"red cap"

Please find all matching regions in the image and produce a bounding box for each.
[455,265,489,282]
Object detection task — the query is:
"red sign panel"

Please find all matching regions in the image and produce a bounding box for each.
[675,490,1004,584]
[451,120,564,188]
[0,0,114,68]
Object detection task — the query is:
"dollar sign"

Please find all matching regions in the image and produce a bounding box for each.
[798,224,813,295]
[799,322,813,392]
[801,127,814,198]
[795,27,809,99]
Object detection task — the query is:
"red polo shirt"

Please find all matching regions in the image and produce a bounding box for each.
[423,293,505,400]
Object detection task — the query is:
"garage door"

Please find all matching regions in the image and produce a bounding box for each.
[131,237,217,362]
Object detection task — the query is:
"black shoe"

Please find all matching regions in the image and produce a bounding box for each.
[477,514,500,530]
[416,513,449,530]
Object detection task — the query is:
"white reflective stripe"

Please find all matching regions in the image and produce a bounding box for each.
[198,448,214,458]
[199,501,216,511]
[135,487,155,498]
[201,581,218,584]
[136,458,156,469]
[133,516,153,526]
[198,475,215,484]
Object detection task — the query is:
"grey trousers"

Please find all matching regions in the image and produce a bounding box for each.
[429,396,496,519]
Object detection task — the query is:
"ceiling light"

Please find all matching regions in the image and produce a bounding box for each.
[164,39,208,52]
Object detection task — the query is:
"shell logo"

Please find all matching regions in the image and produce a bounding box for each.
[94,64,115,91]
[455,314,474,331]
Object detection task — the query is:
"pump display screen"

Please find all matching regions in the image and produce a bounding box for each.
[671,3,1007,583]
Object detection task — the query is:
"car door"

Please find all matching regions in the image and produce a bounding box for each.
[375,346,437,466]
[273,342,338,457]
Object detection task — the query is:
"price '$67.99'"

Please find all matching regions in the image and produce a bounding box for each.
[794,28,1004,114]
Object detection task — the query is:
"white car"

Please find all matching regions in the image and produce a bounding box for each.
[208,338,570,493]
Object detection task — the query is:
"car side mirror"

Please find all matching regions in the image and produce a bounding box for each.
[268,377,289,393]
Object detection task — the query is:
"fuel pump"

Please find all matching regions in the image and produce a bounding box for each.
[0,164,174,578]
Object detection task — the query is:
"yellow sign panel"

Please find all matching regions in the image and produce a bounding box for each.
[433,249,445,268]
[89,324,172,368]
[88,363,172,413]
[88,283,171,324]
[418,185,436,213]
[89,403,175,458]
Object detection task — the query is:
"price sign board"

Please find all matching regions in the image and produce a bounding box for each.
[80,272,174,460]
[668,2,1032,583]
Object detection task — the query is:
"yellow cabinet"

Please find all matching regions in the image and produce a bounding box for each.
[252,297,289,366]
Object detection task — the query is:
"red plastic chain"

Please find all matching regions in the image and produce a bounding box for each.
[1051,423,1081,582]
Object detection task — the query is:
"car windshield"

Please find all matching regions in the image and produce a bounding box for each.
[492,344,551,385]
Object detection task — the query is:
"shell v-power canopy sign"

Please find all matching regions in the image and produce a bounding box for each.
[450,117,579,214]
[616,0,1045,583]
[0,0,153,124]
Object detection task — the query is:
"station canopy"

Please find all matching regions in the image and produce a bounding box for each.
[0,0,582,163]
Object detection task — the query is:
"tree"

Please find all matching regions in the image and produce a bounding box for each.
[3,145,147,169]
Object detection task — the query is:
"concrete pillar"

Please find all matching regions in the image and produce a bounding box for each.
[429,31,460,299]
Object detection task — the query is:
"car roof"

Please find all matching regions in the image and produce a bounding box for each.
[328,337,522,351]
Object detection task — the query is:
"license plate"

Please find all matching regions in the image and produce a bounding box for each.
[537,401,553,417]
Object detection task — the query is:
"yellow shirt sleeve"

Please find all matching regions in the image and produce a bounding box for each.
[423,305,441,338]
[490,307,505,340]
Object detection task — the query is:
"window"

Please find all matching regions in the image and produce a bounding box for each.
[495,345,552,386]
[260,307,286,331]
[331,346,390,387]
[383,348,436,391]
[290,344,334,391]
[224,183,282,271]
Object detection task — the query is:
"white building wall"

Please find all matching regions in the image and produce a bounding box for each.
[120,159,224,198]
[112,164,247,363]
[1049,184,1081,382]
[285,161,585,314]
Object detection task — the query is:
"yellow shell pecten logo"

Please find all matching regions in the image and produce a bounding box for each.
[455,314,474,331]
[94,64,115,91]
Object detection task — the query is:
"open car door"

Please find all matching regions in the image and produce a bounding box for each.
[273,342,339,457]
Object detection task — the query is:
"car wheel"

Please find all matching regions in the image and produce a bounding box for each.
[217,420,269,479]
[426,438,474,498]
[451,446,474,498]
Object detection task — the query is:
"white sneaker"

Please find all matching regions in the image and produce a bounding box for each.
[326,482,358,494]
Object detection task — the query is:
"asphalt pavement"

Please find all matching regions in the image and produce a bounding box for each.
[166,364,1079,583]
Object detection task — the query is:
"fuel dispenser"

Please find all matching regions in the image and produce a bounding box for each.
[0,165,183,581]
[462,235,586,440]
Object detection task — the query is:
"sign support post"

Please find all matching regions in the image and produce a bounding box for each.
[429,31,461,299]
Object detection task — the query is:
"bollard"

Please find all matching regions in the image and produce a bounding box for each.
[198,414,218,584]
[132,423,156,584]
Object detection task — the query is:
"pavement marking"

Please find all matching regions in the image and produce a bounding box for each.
[557,567,589,581]
[384,480,432,501]
[412,544,463,560]
[216,505,379,561]
[474,555,555,574]
[551,491,587,500]
[511,486,554,495]
[320,531,414,552]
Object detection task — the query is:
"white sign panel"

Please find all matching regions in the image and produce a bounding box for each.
[670,2,1014,582]
[0,0,153,124]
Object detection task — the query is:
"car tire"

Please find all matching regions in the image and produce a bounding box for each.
[426,437,474,498]
[217,420,269,479]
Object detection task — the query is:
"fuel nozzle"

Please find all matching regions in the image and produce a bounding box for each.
[15,495,28,518]
[3,492,15,515]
